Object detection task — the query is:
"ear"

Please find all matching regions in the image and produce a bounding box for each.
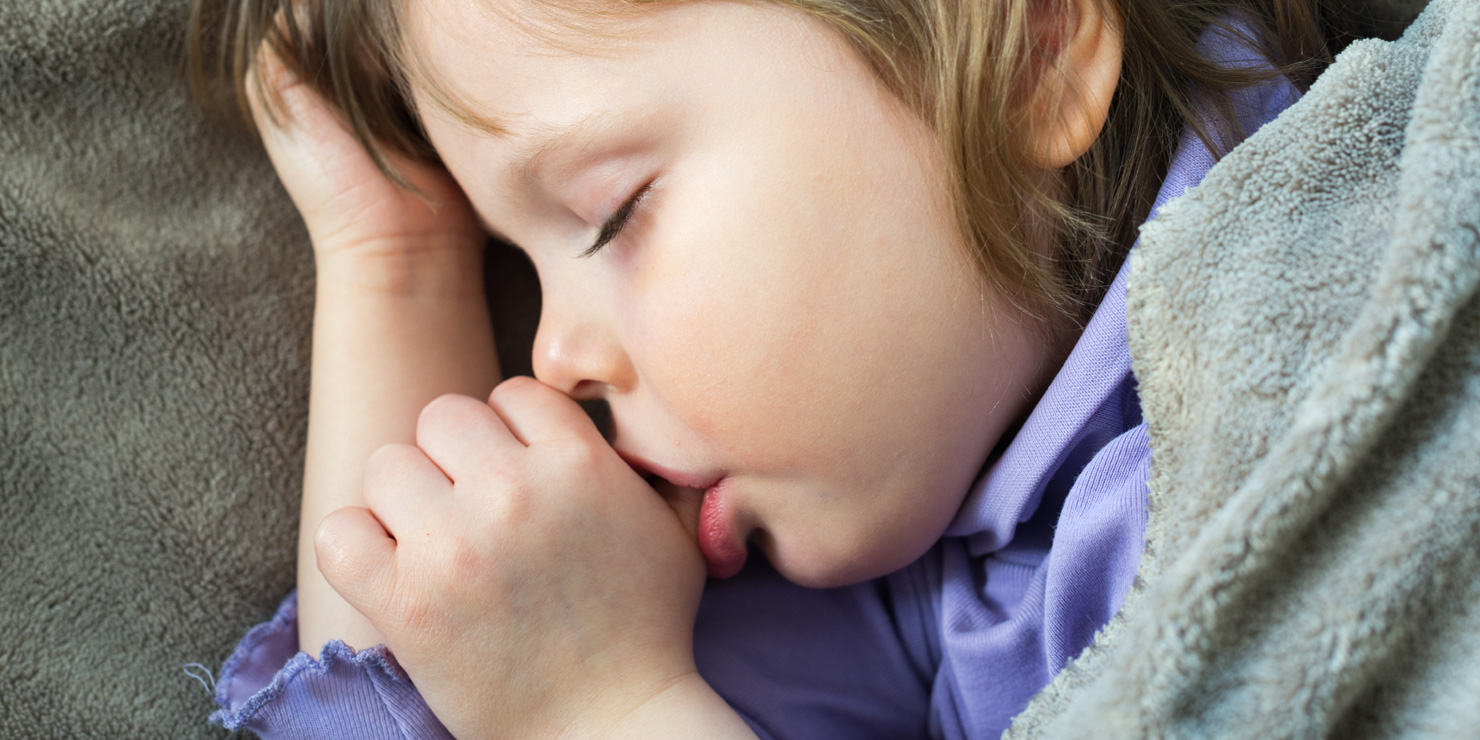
[1022,0,1123,169]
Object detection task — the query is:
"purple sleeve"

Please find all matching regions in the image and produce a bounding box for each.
[207,591,454,740]
[208,570,932,740]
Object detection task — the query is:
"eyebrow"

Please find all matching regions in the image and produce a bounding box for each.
[505,111,609,191]
[471,112,622,244]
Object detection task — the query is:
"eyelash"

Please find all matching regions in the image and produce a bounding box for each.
[580,183,652,258]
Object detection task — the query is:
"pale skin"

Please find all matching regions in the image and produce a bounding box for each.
[248,0,1122,737]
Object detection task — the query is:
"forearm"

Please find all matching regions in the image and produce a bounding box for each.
[298,250,500,654]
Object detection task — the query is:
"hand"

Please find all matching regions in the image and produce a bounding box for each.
[250,32,502,655]
[245,42,484,271]
[313,377,709,740]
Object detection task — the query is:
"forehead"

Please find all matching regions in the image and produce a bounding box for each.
[399,0,663,134]
[395,0,901,245]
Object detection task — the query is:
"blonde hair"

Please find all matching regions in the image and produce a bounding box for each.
[190,0,1341,327]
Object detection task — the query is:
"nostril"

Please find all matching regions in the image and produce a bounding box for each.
[569,379,607,400]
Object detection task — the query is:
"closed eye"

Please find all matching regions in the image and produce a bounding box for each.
[580,182,652,258]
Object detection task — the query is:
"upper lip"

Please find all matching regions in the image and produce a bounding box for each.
[616,449,723,491]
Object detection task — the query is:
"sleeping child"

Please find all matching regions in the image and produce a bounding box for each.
[189,0,1327,736]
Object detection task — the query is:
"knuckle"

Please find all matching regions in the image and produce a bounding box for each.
[363,443,418,491]
[417,393,481,438]
[312,515,338,562]
[419,392,469,424]
[490,375,541,403]
[480,472,535,529]
[484,479,529,525]
[313,511,356,578]
[441,532,489,583]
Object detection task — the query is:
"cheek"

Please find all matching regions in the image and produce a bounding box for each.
[629,221,972,495]
[625,246,831,470]
[621,120,982,484]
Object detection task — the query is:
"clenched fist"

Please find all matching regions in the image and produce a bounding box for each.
[314,377,708,740]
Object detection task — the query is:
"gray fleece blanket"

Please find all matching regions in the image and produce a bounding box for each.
[0,0,1466,738]
[1011,0,1480,736]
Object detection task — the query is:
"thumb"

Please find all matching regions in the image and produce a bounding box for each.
[314,506,399,621]
[653,481,704,542]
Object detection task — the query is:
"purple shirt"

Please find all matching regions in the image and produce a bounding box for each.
[201,34,1298,740]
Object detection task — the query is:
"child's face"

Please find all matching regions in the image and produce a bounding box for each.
[406,0,1056,587]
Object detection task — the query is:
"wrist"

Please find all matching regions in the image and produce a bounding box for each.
[314,237,487,300]
[553,671,756,740]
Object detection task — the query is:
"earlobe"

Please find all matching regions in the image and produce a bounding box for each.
[1023,0,1123,170]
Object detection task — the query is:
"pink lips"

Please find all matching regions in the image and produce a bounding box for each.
[697,479,746,578]
[618,452,747,579]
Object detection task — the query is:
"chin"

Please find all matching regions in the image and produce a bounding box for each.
[760,537,914,589]
[775,564,857,589]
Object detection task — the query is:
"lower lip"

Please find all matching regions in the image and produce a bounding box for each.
[698,479,746,579]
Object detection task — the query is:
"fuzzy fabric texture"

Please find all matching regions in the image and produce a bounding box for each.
[0,2,538,737]
[1007,0,1480,736]
[0,0,1456,737]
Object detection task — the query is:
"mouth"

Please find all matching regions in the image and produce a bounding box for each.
[616,451,748,579]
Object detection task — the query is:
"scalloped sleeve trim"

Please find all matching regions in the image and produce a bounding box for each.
[208,590,453,739]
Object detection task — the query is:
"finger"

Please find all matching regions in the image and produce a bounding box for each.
[486,377,602,446]
[362,443,452,539]
[315,506,398,620]
[652,479,704,541]
[245,40,414,176]
[244,40,318,141]
[244,47,448,192]
[416,394,521,482]
[243,42,374,213]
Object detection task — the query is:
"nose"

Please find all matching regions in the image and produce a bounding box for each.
[531,300,637,400]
